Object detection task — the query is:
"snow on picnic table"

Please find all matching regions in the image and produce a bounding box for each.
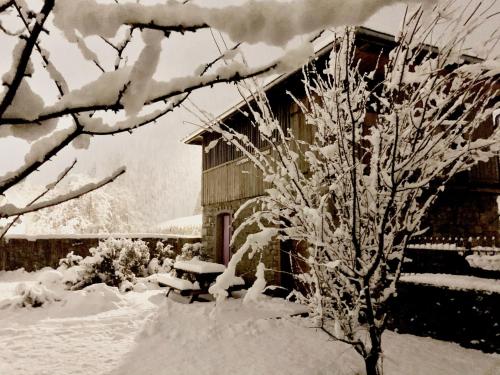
[0,269,499,375]
[156,273,200,291]
[174,258,226,274]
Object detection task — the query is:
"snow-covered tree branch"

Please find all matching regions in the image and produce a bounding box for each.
[0,166,125,219]
[1,0,419,238]
[208,2,499,374]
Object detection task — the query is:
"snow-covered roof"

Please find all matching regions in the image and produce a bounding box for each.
[3,233,200,241]
[183,26,395,145]
[156,214,202,230]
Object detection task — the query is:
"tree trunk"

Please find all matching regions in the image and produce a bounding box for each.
[364,350,382,375]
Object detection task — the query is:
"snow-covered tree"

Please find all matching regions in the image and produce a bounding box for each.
[2,0,406,238]
[209,2,499,374]
[25,173,138,234]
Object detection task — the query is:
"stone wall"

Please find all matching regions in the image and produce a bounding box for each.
[0,235,200,272]
[202,198,281,285]
[202,188,500,286]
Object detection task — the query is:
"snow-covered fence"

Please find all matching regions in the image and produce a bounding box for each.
[404,236,500,277]
[0,234,200,272]
[409,235,500,252]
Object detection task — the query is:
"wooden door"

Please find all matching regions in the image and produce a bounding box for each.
[216,213,232,265]
[222,214,231,266]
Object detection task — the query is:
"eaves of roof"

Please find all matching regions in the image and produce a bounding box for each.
[182,26,395,145]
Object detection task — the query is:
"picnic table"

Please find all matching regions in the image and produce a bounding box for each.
[157,259,245,303]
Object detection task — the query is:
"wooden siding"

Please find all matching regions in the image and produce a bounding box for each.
[202,157,268,205]
[469,156,500,185]
[202,99,293,171]
[200,43,499,205]
[469,118,500,185]
[201,102,317,205]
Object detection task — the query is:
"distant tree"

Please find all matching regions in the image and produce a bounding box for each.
[209,2,499,374]
[25,174,136,234]
[2,0,399,238]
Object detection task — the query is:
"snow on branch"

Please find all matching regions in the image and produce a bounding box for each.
[0,159,77,239]
[0,0,14,12]
[0,166,126,218]
[53,0,428,46]
[0,0,54,119]
[0,127,79,195]
[1,43,313,126]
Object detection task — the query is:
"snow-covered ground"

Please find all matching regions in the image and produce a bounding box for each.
[400,273,500,294]
[0,269,499,375]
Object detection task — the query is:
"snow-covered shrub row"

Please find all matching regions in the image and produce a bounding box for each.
[58,239,202,291]
[0,239,208,310]
[0,268,131,312]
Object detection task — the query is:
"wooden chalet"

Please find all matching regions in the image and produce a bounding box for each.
[184,27,500,285]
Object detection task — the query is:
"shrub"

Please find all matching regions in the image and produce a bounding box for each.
[178,242,206,261]
[58,251,83,270]
[147,241,176,274]
[0,282,61,309]
[67,238,150,290]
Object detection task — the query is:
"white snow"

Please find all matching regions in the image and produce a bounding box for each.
[52,0,423,46]
[0,286,161,375]
[4,232,199,241]
[407,243,463,250]
[109,297,500,375]
[156,214,202,236]
[471,245,500,253]
[400,273,500,294]
[156,273,200,291]
[466,254,500,271]
[0,269,498,375]
[243,262,267,303]
[121,29,163,116]
[174,259,226,274]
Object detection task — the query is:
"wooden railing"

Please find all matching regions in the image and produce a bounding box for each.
[202,158,268,205]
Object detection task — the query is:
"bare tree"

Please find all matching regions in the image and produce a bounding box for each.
[1,0,400,238]
[209,2,499,374]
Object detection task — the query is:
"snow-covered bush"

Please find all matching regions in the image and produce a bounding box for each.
[147,241,176,274]
[178,242,205,261]
[0,270,65,309]
[58,251,83,270]
[67,238,150,290]
[116,239,150,281]
[10,283,61,308]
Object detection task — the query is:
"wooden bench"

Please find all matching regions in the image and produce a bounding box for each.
[157,259,245,303]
